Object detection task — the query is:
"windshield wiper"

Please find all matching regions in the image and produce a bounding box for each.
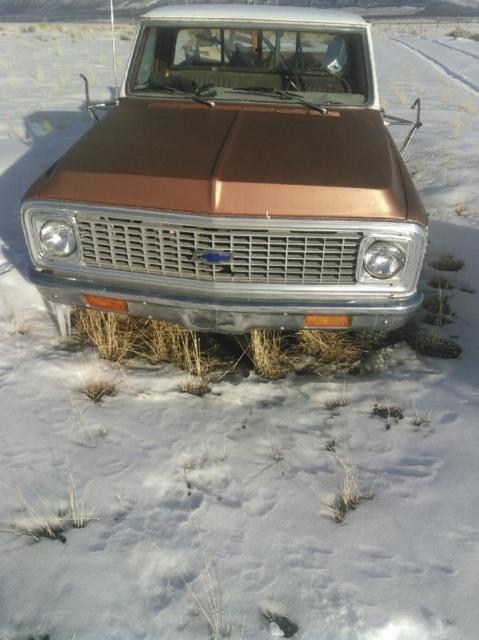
[138,83,217,108]
[229,88,336,114]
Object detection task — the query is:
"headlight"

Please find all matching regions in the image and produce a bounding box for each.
[40,220,77,257]
[364,241,406,279]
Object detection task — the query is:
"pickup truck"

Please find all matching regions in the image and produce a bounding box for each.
[21,4,427,334]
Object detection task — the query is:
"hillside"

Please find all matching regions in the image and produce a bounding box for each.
[0,0,478,20]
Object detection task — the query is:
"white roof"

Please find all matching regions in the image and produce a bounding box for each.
[141,4,367,28]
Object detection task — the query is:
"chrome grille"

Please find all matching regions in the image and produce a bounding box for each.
[76,214,361,285]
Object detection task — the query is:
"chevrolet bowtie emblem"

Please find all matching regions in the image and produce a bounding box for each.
[192,250,234,265]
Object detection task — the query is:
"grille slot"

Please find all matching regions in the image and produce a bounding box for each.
[77,214,361,285]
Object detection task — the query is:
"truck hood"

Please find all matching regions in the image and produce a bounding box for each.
[30,99,407,220]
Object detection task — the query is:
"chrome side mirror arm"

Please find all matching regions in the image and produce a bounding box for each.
[80,74,118,123]
[382,98,423,155]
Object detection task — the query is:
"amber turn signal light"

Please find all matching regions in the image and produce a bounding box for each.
[303,314,352,329]
[83,295,128,313]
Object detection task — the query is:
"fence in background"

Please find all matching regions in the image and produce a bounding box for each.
[370,17,479,36]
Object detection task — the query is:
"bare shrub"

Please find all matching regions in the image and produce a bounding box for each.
[430,253,464,272]
[428,276,454,290]
[401,323,461,359]
[448,27,471,38]
[248,330,293,379]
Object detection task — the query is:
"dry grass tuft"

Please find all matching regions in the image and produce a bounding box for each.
[455,199,466,215]
[81,367,117,403]
[6,489,66,543]
[73,310,218,394]
[181,376,210,397]
[73,308,136,362]
[269,443,284,464]
[167,532,246,640]
[4,316,30,337]
[422,289,452,327]
[371,401,404,429]
[176,331,219,395]
[412,404,432,431]
[324,457,369,523]
[4,475,97,543]
[261,610,299,637]
[67,472,94,528]
[248,330,293,379]
[133,318,178,365]
[324,383,348,410]
[298,330,365,366]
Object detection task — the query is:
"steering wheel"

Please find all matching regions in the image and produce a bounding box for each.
[283,69,305,92]
[309,65,353,94]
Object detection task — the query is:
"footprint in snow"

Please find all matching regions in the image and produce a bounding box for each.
[382,454,442,481]
[358,545,395,561]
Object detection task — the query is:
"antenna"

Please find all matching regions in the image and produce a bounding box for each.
[110,0,119,102]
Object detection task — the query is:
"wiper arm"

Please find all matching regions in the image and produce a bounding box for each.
[140,83,217,108]
[229,87,329,114]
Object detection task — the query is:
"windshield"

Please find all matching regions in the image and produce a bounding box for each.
[129,25,371,106]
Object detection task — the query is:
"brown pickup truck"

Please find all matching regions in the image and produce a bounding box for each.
[21,4,427,334]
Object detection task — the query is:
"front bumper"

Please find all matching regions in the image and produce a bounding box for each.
[29,267,423,334]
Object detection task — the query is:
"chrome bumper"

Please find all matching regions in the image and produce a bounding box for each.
[29,267,423,334]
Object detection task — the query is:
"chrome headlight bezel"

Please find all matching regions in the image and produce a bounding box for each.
[22,205,81,266]
[356,229,426,292]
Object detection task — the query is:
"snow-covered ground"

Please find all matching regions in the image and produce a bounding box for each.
[1,23,479,640]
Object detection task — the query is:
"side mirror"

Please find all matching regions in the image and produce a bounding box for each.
[80,74,118,123]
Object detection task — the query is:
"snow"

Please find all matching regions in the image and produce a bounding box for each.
[391,34,479,93]
[1,22,479,640]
